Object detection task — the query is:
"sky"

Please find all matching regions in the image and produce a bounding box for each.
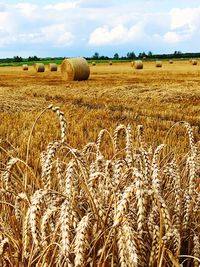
[0,0,200,58]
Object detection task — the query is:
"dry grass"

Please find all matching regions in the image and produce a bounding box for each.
[134,60,143,69]
[155,61,162,67]
[34,63,45,72]
[61,58,90,81]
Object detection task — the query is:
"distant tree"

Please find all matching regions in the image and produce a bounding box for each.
[28,56,39,61]
[127,51,136,59]
[138,52,146,58]
[92,52,99,59]
[174,51,182,55]
[13,56,23,62]
[148,51,153,57]
[113,53,119,59]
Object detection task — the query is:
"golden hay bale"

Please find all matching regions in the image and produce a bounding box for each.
[22,64,28,71]
[92,62,96,66]
[134,60,143,69]
[155,61,162,67]
[191,59,197,65]
[48,63,57,71]
[61,57,90,81]
[34,63,45,72]
[109,61,112,65]
[169,60,173,64]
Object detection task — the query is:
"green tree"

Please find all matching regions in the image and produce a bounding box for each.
[148,51,153,57]
[13,56,23,62]
[92,52,99,59]
[127,51,136,59]
[113,53,119,59]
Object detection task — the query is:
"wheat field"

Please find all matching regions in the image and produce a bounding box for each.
[0,61,200,266]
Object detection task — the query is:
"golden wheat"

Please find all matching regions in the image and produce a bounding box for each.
[0,105,199,266]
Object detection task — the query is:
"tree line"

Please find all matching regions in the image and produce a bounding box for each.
[90,51,200,60]
[0,51,200,63]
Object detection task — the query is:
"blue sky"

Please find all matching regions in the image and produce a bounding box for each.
[0,0,200,58]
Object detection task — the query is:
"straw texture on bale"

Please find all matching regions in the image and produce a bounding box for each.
[61,57,90,81]
[48,63,57,71]
[92,62,96,66]
[34,63,45,72]
[22,64,28,71]
[155,61,162,67]
[169,60,173,64]
[134,60,143,69]
[109,61,112,65]
[191,59,197,65]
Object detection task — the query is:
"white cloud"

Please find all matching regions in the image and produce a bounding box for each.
[0,1,199,57]
[15,3,38,18]
[170,7,200,32]
[41,24,74,47]
[44,1,79,11]
[163,7,200,44]
[89,23,144,45]
[163,31,182,43]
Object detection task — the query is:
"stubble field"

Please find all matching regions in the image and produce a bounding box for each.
[0,60,199,161]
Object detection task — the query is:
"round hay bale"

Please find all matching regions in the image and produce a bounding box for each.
[61,57,90,81]
[34,63,45,72]
[48,63,57,71]
[134,60,143,69]
[109,61,112,65]
[169,60,173,64]
[191,59,197,65]
[155,61,162,67]
[92,62,96,66]
[22,64,28,71]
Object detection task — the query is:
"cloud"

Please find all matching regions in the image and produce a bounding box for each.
[15,3,38,18]
[41,24,74,47]
[0,1,199,57]
[163,7,200,44]
[89,23,145,46]
[44,1,79,11]
[163,31,182,43]
[170,7,200,32]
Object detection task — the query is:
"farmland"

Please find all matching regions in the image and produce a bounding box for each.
[0,60,200,266]
[0,60,199,157]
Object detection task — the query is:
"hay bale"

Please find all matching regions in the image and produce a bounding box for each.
[92,62,96,66]
[34,63,45,72]
[48,63,57,71]
[169,60,173,64]
[109,61,112,65]
[134,60,143,69]
[61,57,90,81]
[155,61,162,67]
[22,64,28,71]
[191,59,197,65]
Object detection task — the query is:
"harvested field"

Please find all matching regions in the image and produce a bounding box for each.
[0,61,199,156]
[0,61,199,147]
